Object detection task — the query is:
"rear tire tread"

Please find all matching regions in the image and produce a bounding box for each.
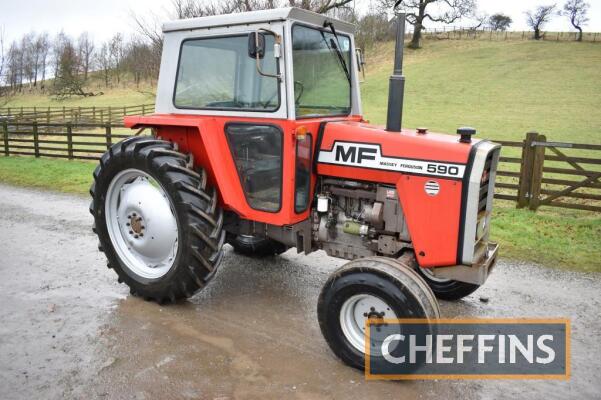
[90,136,224,304]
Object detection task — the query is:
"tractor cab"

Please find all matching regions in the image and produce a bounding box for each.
[155,7,362,120]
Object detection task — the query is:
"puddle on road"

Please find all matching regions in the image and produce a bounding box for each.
[92,250,601,400]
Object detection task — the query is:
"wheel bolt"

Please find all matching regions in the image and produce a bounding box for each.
[126,223,130,226]
[129,231,133,234]
[139,233,144,237]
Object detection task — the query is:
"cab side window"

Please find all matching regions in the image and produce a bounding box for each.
[295,135,312,212]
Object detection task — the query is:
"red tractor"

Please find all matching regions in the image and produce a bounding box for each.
[90,8,500,370]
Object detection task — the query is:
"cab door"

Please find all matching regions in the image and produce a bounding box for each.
[225,122,284,214]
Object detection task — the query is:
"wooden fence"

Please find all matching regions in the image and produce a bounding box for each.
[494,132,601,212]
[1,121,142,161]
[421,27,601,42]
[1,123,600,212]
[0,103,154,125]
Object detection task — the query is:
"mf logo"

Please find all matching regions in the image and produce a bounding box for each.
[335,144,378,164]
[318,141,466,178]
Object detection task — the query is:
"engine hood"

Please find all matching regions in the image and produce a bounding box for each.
[316,121,478,183]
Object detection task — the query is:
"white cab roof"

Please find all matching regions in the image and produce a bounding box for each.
[162,7,356,34]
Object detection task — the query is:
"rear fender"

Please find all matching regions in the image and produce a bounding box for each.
[150,120,250,217]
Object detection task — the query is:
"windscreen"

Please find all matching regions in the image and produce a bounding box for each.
[292,25,352,118]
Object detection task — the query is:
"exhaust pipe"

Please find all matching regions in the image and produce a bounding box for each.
[386,13,406,132]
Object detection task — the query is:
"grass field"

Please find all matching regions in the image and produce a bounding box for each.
[1,86,155,108]
[362,40,601,144]
[1,39,600,272]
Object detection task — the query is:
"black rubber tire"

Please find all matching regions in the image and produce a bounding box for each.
[228,234,287,257]
[317,257,440,371]
[90,136,225,304]
[416,268,481,301]
[399,252,481,301]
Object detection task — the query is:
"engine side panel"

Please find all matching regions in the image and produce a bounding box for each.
[316,121,474,267]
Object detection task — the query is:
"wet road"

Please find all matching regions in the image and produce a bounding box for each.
[0,183,600,399]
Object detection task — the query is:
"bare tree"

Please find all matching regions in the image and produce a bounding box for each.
[562,0,588,41]
[77,32,95,80]
[6,41,23,92]
[37,33,50,88]
[488,13,512,31]
[525,4,556,40]
[31,34,44,87]
[22,33,37,89]
[379,0,476,49]
[0,26,5,90]
[469,12,488,30]
[96,42,113,88]
[108,33,125,85]
[51,32,68,86]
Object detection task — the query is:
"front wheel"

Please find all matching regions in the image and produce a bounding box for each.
[399,252,481,301]
[90,137,225,303]
[317,257,440,370]
[416,267,481,301]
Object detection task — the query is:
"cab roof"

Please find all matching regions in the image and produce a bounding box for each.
[162,7,356,34]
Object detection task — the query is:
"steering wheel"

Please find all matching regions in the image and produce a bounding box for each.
[260,81,305,109]
[294,81,304,104]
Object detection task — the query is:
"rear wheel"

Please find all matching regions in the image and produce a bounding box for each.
[228,234,287,257]
[90,136,225,303]
[317,257,439,370]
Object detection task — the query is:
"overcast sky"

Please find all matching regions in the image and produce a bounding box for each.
[1,0,600,45]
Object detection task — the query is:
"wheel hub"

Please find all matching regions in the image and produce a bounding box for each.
[105,169,179,279]
[340,294,399,353]
[127,213,145,237]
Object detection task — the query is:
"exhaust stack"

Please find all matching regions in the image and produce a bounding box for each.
[385,13,406,132]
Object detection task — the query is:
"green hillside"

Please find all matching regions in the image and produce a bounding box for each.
[362,40,601,144]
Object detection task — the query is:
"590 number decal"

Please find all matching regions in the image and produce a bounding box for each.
[427,164,460,176]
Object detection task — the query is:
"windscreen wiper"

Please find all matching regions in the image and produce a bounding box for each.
[322,22,351,83]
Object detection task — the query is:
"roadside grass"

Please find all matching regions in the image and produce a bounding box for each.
[492,204,601,272]
[0,156,95,194]
[1,154,599,272]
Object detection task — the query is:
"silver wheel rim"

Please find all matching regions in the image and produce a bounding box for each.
[339,294,398,353]
[105,169,179,279]
[421,267,452,283]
